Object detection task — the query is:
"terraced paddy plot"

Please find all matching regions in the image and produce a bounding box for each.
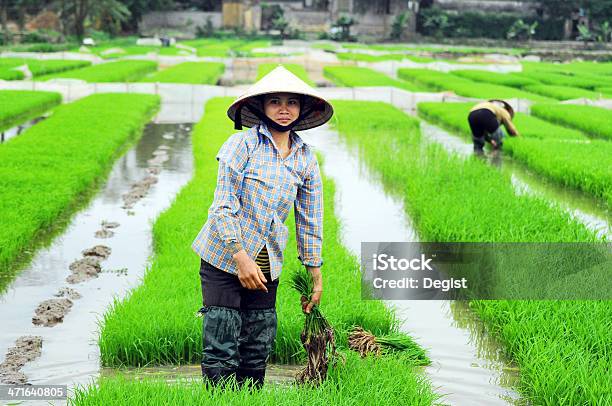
[0,58,91,77]
[323,66,422,91]
[336,52,431,63]
[522,61,612,76]
[139,62,225,84]
[257,63,314,86]
[518,70,612,90]
[451,70,539,88]
[397,68,552,101]
[0,90,62,133]
[417,102,612,206]
[0,68,23,80]
[37,60,158,82]
[182,39,272,57]
[531,103,612,141]
[523,84,604,100]
[0,93,160,277]
[330,100,608,405]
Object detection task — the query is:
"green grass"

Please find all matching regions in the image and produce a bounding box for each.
[331,100,609,405]
[139,62,225,84]
[37,60,158,82]
[597,87,612,96]
[70,350,439,405]
[97,97,419,369]
[417,102,612,206]
[324,66,423,91]
[531,103,612,141]
[523,84,604,100]
[0,93,160,277]
[451,70,539,88]
[256,63,314,86]
[398,68,552,101]
[0,58,91,77]
[0,90,62,133]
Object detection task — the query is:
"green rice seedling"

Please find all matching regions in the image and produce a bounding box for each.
[97,98,403,368]
[0,59,91,78]
[0,93,159,279]
[348,326,429,363]
[37,60,158,82]
[522,61,612,76]
[597,87,612,96]
[257,63,314,86]
[0,90,62,133]
[451,69,539,88]
[139,62,225,84]
[397,68,552,101]
[417,102,611,205]
[523,84,603,100]
[291,267,340,386]
[0,68,24,80]
[69,351,440,405]
[336,52,409,62]
[517,71,612,90]
[323,66,423,91]
[331,100,609,405]
[531,103,612,140]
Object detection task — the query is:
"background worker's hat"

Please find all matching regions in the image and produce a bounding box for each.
[489,99,515,118]
[227,65,334,131]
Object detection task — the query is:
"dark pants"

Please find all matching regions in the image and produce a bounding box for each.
[199,259,279,387]
[468,109,504,152]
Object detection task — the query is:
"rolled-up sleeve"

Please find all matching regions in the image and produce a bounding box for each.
[209,134,248,255]
[294,155,323,267]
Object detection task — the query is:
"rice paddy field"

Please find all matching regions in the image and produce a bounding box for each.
[0,38,610,406]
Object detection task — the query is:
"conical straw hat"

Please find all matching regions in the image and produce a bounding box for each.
[227,65,334,131]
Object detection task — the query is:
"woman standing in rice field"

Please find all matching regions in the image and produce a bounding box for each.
[191,66,334,389]
[467,99,520,154]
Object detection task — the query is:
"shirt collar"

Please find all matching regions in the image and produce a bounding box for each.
[257,122,304,152]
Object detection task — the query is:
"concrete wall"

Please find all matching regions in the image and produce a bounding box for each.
[433,0,538,14]
[140,11,223,37]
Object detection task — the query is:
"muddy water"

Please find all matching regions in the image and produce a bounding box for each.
[101,363,303,386]
[0,124,193,392]
[0,115,47,143]
[420,122,611,240]
[299,125,521,405]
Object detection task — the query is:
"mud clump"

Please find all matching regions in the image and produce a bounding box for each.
[32,298,73,327]
[54,287,82,300]
[95,221,120,239]
[82,245,111,259]
[66,256,102,284]
[121,145,169,209]
[0,336,43,384]
[122,175,159,209]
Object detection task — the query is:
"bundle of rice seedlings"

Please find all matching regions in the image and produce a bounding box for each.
[348,326,429,364]
[290,268,341,386]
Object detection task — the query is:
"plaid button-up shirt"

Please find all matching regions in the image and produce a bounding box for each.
[192,122,323,281]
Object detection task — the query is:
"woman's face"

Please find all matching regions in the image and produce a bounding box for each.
[263,93,301,127]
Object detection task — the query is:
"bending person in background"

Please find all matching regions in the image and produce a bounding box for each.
[467,99,520,154]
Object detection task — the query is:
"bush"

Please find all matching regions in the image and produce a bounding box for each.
[417,7,564,40]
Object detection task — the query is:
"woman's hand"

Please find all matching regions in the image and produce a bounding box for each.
[233,250,268,292]
[301,267,322,314]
